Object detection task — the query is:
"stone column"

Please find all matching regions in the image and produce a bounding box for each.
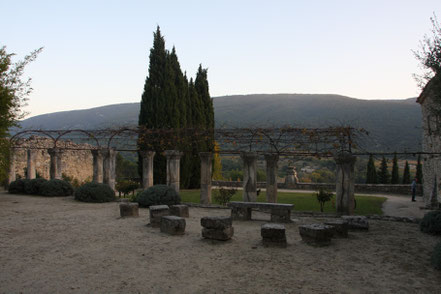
[334,152,357,215]
[7,148,16,185]
[140,150,155,189]
[241,152,258,202]
[48,148,64,179]
[103,148,117,190]
[264,153,279,203]
[26,149,37,179]
[200,152,213,204]
[91,149,105,183]
[165,150,183,193]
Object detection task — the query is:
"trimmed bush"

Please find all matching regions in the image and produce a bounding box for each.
[39,179,74,197]
[24,178,48,195]
[432,241,441,270]
[136,185,181,208]
[8,179,30,194]
[74,182,115,203]
[420,210,441,235]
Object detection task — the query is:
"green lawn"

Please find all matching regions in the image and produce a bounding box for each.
[180,189,386,215]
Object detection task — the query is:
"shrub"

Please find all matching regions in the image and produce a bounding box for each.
[8,179,30,194]
[213,187,236,206]
[39,179,74,197]
[316,188,333,212]
[24,178,48,195]
[115,180,139,196]
[432,241,441,270]
[74,182,115,203]
[136,185,180,207]
[420,210,441,235]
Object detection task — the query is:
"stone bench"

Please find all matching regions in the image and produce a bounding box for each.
[201,216,234,241]
[228,201,294,223]
[170,204,189,218]
[119,202,139,217]
[149,205,170,227]
[160,216,186,235]
[299,224,335,246]
[341,216,369,230]
[261,223,287,247]
[324,220,348,238]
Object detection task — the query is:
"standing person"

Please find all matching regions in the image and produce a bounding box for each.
[411,178,417,202]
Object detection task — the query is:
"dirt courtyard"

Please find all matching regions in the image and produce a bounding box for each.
[1,192,440,294]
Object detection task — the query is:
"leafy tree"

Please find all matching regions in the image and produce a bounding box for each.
[366,155,377,184]
[378,156,390,184]
[391,153,400,184]
[116,153,138,181]
[402,160,411,184]
[416,155,423,184]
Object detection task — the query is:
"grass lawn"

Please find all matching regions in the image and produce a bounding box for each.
[180,189,386,215]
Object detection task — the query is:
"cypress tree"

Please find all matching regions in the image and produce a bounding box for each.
[366,155,377,184]
[402,160,411,184]
[378,156,390,184]
[391,153,399,184]
[416,155,423,184]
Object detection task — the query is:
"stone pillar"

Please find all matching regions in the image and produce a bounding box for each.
[200,152,213,204]
[91,149,105,183]
[165,150,183,193]
[334,153,357,215]
[48,148,64,179]
[140,150,155,189]
[26,149,37,179]
[264,153,279,203]
[284,166,298,188]
[7,148,16,185]
[103,148,117,190]
[241,152,258,202]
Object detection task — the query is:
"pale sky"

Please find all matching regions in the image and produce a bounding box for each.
[1,0,441,118]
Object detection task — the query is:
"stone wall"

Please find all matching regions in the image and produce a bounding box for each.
[12,137,93,183]
[212,180,422,196]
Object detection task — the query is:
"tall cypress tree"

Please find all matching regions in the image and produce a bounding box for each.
[378,156,390,184]
[402,160,411,184]
[366,155,377,184]
[391,153,399,184]
[416,155,423,184]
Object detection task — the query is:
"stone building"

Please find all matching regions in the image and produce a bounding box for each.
[417,74,441,208]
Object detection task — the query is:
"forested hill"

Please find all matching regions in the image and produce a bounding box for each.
[18,94,422,152]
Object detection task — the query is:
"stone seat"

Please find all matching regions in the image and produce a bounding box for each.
[149,205,170,227]
[227,201,294,223]
[324,220,348,238]
[119,202,139,217]
[299,224,335,246]
[341,216,369,230]
[261,223,286,247]
[160,216,186,235]
[170,204,189,218]
[201,216,234,241]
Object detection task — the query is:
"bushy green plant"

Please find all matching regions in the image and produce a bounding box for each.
[115,180,139,196]
[24,178,47,195]
[420,210,441,235]
[74,182,115,203]
[39,179,74,197]
[8,178,30,194]
[62,173,81,188]
[316,188,333,212]
[136,184,180,207]
[432,241,441,270]
[213,187,236,206]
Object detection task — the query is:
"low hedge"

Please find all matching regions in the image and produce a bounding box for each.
[420,210,441,235]
[24,178,48,195]
[8,179,30,194]
[74,182,115,203]
[136,185,181,208]
[39,179,74,197]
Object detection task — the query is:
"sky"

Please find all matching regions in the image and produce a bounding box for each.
[1,0,441,118]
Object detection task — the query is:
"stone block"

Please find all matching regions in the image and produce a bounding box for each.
[261,223,286,247]
[201,216,232,229]
[202,227,234,241]
[170,204,189,218]
[149,205,170,227]
[160,216,186,235]
[119,202,139,217]
[299,224,335,246]
[231,207,252,220]
[341,216,369,230]
[324,220,348,238]
[270,208,291,223]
